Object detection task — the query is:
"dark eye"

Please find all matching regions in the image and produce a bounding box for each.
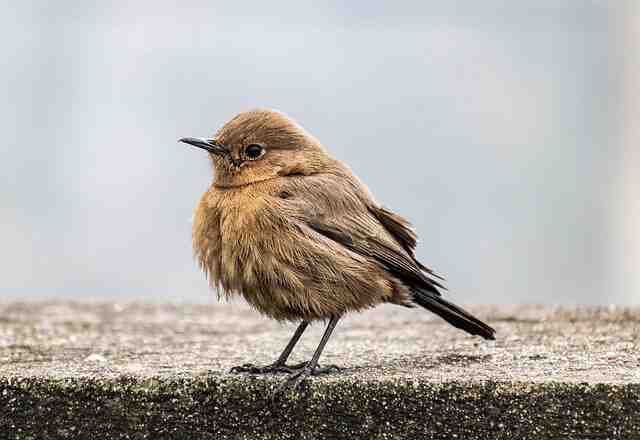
[244,144,264,159]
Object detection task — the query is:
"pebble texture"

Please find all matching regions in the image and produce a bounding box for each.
[0,301,639,439]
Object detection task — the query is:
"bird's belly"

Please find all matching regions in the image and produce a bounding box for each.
[216,237,312,321]
[216,235,397,322]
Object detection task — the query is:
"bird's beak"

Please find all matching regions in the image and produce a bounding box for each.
[179,137,229,157]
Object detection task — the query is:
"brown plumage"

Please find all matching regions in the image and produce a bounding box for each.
[181,109,495,392]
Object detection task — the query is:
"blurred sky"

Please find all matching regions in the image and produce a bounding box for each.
[1,1,637,305]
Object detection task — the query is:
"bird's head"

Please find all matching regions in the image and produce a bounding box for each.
[180,109,332,187]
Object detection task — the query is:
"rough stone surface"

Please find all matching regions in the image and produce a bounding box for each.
[0,301,639,439]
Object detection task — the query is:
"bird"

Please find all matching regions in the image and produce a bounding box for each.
[180,109,495,391]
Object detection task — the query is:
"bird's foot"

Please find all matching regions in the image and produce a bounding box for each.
[230,361,313,375]
[273,363,341,397]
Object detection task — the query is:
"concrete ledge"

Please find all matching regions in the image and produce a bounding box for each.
[1,302,639,439]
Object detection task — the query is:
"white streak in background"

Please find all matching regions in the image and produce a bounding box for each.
[615,2,640,304]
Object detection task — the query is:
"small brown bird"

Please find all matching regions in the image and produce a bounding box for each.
[180,109,495,390]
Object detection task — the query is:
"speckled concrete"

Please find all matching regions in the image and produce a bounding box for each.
[1,301,639,439]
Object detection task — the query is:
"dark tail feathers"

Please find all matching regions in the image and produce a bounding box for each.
[412,288,495,340]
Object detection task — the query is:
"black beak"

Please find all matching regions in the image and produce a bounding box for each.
[179,137,229,157]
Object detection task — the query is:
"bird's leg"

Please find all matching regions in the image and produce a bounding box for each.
[230,321,309,374]
[275,315,341,395]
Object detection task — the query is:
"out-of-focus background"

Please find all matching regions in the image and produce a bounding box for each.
[1,1,637,305]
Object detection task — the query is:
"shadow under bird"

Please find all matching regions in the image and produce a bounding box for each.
[180,109,495,392]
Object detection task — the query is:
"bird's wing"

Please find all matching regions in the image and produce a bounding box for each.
[277,172,495,339]
[367,205,417,254]
[286,172,444,296]
[368,204,444,280]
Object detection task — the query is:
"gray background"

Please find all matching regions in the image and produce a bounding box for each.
[1,1,637,305]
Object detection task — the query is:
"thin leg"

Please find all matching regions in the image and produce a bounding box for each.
[274,321,308,365]
[230,321,309,374]
[275,315,341,395]
[305,316,339,371]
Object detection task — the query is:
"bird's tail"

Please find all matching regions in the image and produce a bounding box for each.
[412,288,496,340]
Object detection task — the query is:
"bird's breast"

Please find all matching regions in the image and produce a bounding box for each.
[192,184,279,297]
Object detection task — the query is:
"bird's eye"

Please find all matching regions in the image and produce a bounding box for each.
[244,144,264,160]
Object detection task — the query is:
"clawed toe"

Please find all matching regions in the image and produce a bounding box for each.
[274,367,310,397]
[229,362,302,375]
[229,360,341,376]
[230,363,280,374]
[282,362,340,375]
[312,364,341,375]
[272,362,341,398]
[229,363,254,373]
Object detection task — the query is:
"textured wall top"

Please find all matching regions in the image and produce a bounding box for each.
[1,301,639,439]
[1,301,638,383]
